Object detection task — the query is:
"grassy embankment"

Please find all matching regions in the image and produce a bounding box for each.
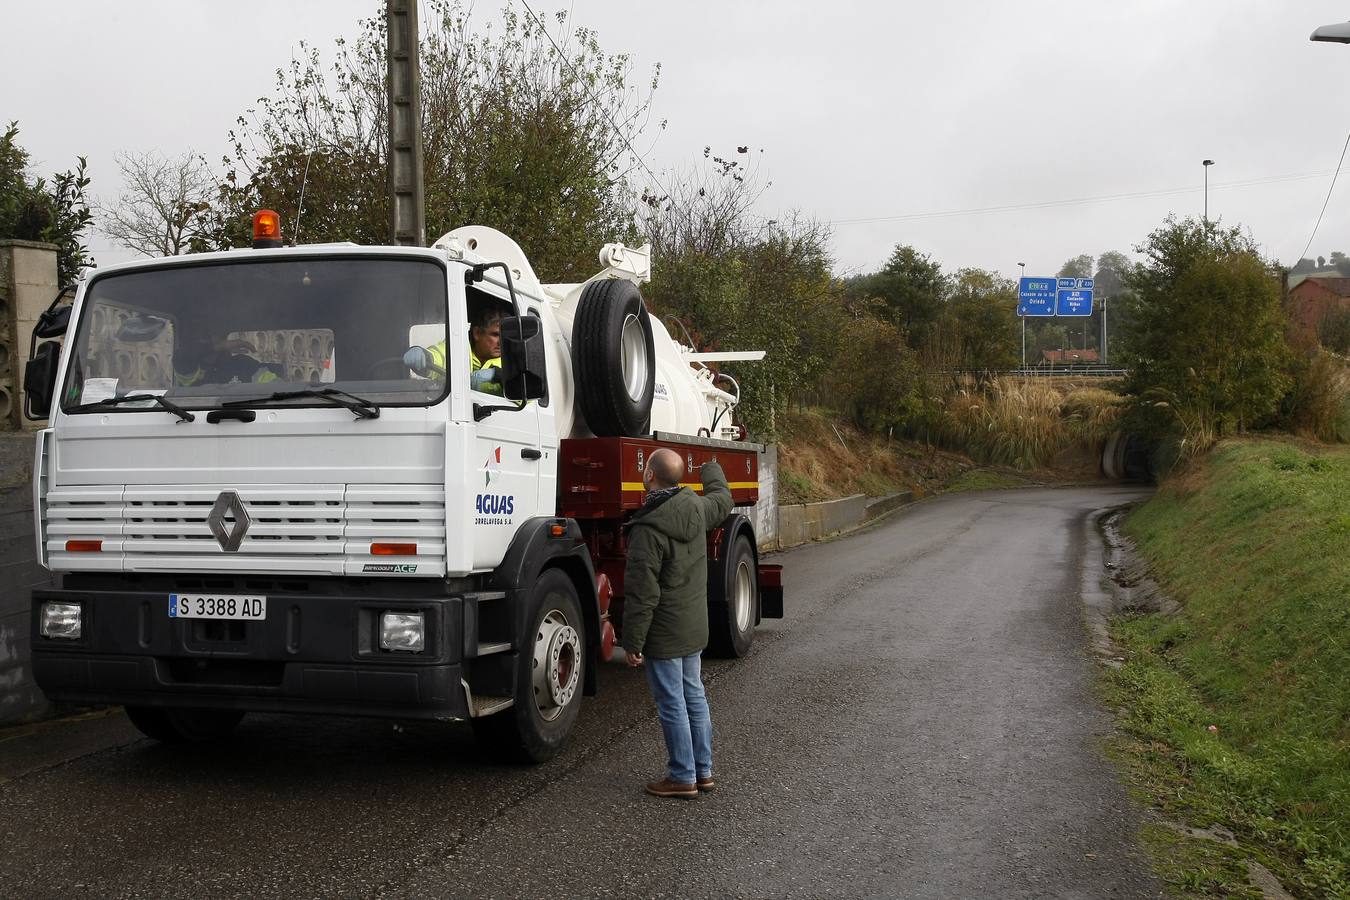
[1105,439,1350,897]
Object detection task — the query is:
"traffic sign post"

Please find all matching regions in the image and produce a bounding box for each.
[1055,277,1094,317]
[1017,277,1057,317]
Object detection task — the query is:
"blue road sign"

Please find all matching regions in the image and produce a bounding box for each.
[1055,277,1094,317]
[1017,277,1057,317]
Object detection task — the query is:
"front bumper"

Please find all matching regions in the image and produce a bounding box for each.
[31,585,474,720]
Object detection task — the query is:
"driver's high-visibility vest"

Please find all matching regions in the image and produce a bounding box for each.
[427,341,502,395]
[174,357,280,387]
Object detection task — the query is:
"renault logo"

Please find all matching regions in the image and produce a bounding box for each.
[207,491,251,552]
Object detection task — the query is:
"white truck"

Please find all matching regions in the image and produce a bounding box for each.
[22,212,782,762]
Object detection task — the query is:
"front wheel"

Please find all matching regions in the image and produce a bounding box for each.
[124,706,244,744]
[471,568,586,763]
[707,533,757,658]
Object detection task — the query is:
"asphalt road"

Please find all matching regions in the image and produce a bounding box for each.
[0,485,1162,899]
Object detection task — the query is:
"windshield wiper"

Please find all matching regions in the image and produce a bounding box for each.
[222,388,380,420]
[69,394,196,423]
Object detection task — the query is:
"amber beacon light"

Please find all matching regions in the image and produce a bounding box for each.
[252,209,283,248]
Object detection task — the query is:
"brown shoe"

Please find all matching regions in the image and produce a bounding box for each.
[645,777,698,799]
[696,776,715,793]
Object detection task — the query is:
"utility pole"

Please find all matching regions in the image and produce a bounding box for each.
[1100,297,1107,365]
[387,0,425,246]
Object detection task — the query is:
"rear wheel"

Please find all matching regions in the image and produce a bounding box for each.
[471,568,586,763]
[707,533,757,658]
[124,706,244,744]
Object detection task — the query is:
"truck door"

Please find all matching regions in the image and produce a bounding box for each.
[468,299,546,568]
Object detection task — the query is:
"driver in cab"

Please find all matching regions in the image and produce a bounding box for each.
[174,332,281,387]
[403,307,504,395]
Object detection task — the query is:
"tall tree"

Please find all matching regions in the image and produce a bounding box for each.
[642,155,844,435]
[845,244,945,349]
[100,150,214,256]
[1057,254,1094,279]
[1093,251,1132,299]
[202,0,660,281]
[939,267,1019,370]
[1121,216,1291,448]
[0,122,93,285]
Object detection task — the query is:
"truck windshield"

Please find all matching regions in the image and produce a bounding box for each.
[59,256,449,413]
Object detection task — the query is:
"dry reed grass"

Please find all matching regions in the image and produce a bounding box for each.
[933,377,1124,469]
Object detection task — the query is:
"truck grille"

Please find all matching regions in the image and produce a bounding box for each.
[44,484,446,575]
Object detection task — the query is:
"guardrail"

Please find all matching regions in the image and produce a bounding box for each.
[1008,367,1129,378]
[927,366,1129,378]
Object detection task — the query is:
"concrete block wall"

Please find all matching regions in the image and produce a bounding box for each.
[0,432,52,725]
[777,494,869,548]
[1,240,61,430]
[742,444,778,550]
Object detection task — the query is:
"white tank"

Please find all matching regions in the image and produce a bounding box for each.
[434,226,760,443]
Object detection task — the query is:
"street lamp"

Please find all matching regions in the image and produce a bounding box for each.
[1017,262,1027,368]
[1310,21,1350,42]
[1202,159,1215,223]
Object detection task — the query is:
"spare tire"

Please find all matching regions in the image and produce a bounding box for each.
[571,279,655,436]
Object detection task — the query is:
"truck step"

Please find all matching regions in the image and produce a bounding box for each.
[470,695,514,717]
[476,641,512,656]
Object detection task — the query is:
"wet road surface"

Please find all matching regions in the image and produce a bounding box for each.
[0,485,1162,898]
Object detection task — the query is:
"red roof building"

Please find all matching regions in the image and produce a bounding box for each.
[1288,276,1350,346]
[1040,349,1100,364]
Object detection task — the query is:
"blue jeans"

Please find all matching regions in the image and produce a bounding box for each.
[644,652,713,784]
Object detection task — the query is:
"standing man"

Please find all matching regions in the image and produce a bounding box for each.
[623,448,733,800]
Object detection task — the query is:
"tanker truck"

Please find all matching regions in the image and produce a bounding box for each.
[21,211,782,762]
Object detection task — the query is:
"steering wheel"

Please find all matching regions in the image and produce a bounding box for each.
[366,356,417,380]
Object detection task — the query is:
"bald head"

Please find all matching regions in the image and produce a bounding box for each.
[646,448,684,490]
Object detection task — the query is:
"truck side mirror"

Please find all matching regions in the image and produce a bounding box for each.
[24,342,61,420]
[498,315,546,401]
[33,304,71,339]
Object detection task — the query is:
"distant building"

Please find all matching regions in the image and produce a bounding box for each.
[1041,349,1100,364]
[1287,276,1350,345]
[1287,268,1349,291]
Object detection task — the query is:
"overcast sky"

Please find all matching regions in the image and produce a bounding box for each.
[5,1,1349,281]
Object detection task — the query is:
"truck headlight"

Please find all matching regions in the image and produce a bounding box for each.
[379,611,425,652]
[40,601,83,640]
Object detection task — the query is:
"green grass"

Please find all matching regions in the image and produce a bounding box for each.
[1105,438,1350,898]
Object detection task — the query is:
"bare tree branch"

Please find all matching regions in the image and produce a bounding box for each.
[98,150,214,256]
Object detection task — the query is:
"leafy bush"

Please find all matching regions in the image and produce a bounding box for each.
[1281,351,1350,443]
[1120,217,1292,457]
[0,123,93,285]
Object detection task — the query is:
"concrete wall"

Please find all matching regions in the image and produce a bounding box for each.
[742,444,778,549]
[1,241,61,430]
[0,432,52,725]
[778,494,869,548]
[775,490,917,550]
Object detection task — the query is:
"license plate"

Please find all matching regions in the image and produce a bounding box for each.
[168,594,267,620]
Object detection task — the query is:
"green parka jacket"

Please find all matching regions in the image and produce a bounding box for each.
[621,461,733,659]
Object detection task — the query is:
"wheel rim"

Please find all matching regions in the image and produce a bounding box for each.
[620,313,649,403]
[733,556,754,633]
[532,607,581,721]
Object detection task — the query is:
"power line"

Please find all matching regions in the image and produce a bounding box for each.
[828,169,1344,227]
[1293,132,1350,265]
[517,0,671,203]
